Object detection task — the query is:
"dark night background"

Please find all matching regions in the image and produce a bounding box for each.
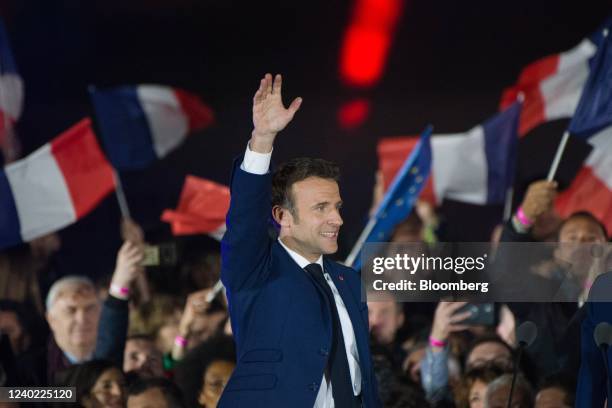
[1,0,610,282]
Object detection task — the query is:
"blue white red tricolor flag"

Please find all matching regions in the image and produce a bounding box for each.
[555,24,612,233]
[378,102,520,206]
[568,26,612,139]
[90,84,214,170]
[499,39,595,137]
[556,126,612,235]
[499,18,612,138]
[0,118,114,249]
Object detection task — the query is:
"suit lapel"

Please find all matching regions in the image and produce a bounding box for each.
[324,259,369,336]
[271,241,313,284]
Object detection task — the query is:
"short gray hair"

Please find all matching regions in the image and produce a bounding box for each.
[45,275,96,311]
[485,373,533,408]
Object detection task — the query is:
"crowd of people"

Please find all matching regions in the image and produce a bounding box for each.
[0,178,608,408]
[1,75,611,408]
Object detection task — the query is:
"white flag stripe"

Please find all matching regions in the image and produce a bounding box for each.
[431,126,488,205]
[137,85,189,158]
[586,126,612,190]
[5,143,76,241]
[542,39,596,121]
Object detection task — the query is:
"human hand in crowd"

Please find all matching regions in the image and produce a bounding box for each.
[415,200,437,227]
[171,287,221,361]
[120,217,145,245]
[119,217,151,304]
[429,302,472,349]
[250,73,302,153]
[110,241,145,295]
[520,180,558,221]
[178,288,218,337]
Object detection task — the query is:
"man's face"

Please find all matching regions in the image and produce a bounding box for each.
[556,216,607,271]
[127,387,168,408]
[46,286,100,354]
[559,216,606,244]
[0,311,26,355]
[281,177,343,261]
[123,339,164,379]
[534,387,570,408]
[466,342,512,371]
[367,300,404,345]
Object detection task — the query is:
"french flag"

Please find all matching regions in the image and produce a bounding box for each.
[0,118,115,249]
[0,18,24,162]
[556,22,612,233]
[90,85,214,170]
[556,127,612,234]
[378,102,520,206]
[499,38,596,137]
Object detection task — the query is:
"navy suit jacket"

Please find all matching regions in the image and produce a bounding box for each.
[218,159,381,408]
[576,272,612,408]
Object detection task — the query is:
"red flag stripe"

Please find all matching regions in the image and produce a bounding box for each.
[50,118,115,218]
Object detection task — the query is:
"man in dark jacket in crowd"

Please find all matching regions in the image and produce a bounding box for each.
[17,240,144,385]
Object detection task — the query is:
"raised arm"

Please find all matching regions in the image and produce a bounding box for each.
[95,240,144,366]
[500,180,557,242]
[249,73,302,153]
[221,74,302,292]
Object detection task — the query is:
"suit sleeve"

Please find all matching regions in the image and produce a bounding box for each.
[94,294,128,367]
[221,156,273,292]
[576,301,607,408]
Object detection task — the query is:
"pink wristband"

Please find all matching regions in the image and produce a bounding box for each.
[429,336,446,348]
[110,283,130,298]
[516,206,534,227]
[174,335,188,347]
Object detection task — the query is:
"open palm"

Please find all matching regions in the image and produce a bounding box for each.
[252,73,302,139]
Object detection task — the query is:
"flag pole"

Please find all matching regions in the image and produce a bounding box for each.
[345,216,377,267]
[346,125,433,267]
[112,169,131,219]
[546,130,570,181]
[547,29,609,181]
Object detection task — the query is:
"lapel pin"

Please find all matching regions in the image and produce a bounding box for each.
[339,275,344,281]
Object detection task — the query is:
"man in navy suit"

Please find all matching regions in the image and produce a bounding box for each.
[576,271,612,408]
[218,73,381,407]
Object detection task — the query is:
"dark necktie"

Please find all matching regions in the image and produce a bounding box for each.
[304,263,361,407]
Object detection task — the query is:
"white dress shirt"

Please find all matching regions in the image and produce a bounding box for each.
[241,143,362,408]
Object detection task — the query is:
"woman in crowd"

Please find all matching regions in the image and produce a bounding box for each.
[57,359,125,408]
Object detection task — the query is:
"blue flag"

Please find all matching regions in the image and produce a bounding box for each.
[569,24,612,138]
[348,126,432,269]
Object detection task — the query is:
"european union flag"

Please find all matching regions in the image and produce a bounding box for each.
[347,126,432,269]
